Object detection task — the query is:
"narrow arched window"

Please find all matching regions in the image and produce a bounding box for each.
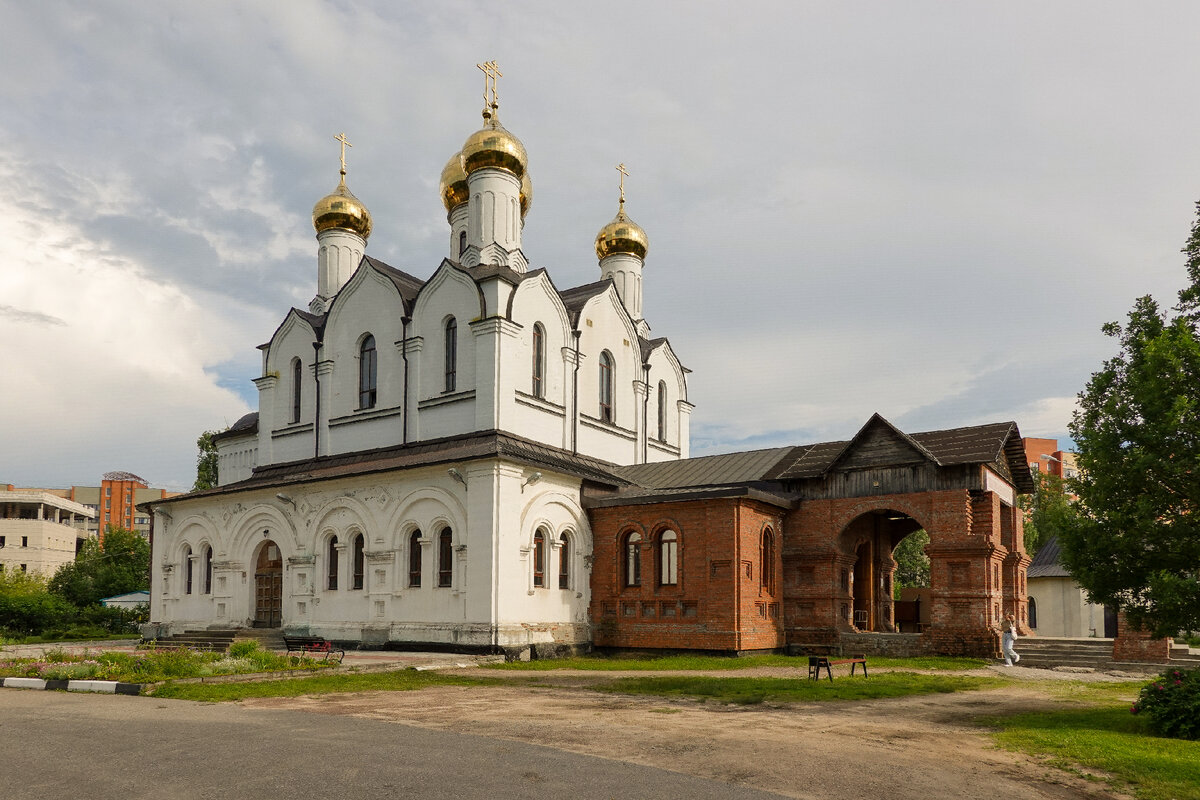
[657,381,667,442]
[1028,598,1038,629]
[659,530,678,586]
[183,545,193,595]
[532,323,545,398]
[327,535,339,590]
[599,350,614,423]
[438,527,453,587]
[408,530,422,587]
[444,318,458,392]
[359,335,377,409]
[559,533,571,590]
[624,532,642,587]
[203,545,213,594]
[291,358,303,423]
[458,230,467,258]
[761,529,775,594]
[352,533,365,590]
[532,529,546,588]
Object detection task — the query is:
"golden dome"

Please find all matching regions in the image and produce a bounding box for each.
[595,205,648,260]
[520,170,532,218]
[461,117,527,178]
[312,175,372,239]
[439,152,469,213]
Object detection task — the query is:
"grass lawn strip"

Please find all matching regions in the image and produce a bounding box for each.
[487,653,987,672]
[596,672,1005,704]
[150,669,510,701]
[983,705,1200,800]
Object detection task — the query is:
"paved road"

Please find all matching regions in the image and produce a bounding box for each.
[0,689,789,799]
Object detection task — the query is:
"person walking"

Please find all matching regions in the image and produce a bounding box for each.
[1002,613,1020,666]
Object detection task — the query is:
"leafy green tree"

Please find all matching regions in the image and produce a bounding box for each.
[893,529,930,597]
[0,569,73,636]
[1019,471,1081,556]
[193,429,220,491]
[49,526,151,608]
[1062,200,1200,638]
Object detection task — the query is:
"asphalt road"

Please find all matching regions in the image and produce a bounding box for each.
[0,689,790,799]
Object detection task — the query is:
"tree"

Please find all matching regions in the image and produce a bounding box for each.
[49,526,151,608]
[1019,471,1082,556]
[893,529,930,596]
[1062,200,1200,638]
[193,429,220,491]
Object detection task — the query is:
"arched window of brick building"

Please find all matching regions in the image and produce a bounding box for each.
[761,529,775,594]
[659,530,678,586]
[624,531,642,587]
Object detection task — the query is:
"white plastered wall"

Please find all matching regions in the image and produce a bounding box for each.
[1027,576,1109,638]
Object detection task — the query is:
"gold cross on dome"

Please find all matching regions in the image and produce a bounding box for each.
[334,132,352,175]
[477,60,502,110]
[616,163,629,205]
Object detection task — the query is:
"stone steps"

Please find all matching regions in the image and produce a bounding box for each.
[145,629,239,652]
[1011,637,1115,669]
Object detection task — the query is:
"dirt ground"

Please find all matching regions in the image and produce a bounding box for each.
[241,665,1142,800]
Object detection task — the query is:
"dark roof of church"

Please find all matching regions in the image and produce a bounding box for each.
[211,411,259,443]
[365,256,426,307]
[1027,537,1072,578]
[558,279,612,324]
[613,446,795,489]
[143,429,627,507]
[293,309,327,337]
[639,336,668,363]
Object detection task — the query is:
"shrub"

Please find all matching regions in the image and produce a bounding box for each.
[1131,667,1200,740]
[228,640,260,659]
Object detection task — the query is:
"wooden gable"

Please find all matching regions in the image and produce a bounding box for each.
[825,414,938,474]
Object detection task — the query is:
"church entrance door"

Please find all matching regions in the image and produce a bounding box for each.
[254,541,283,628]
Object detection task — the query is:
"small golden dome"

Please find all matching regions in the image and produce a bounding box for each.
[461,117,527,178]
[595,206,648,260]
[520,170,532,218]
[439,152,469,213]
[312,175,372,239]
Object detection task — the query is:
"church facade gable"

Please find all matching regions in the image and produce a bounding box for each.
[503,273,573,449]
[574,286,647,464]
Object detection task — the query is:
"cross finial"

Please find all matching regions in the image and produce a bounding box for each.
[616,163,629,212]
[476,60,502,118]
[334,132,352,177]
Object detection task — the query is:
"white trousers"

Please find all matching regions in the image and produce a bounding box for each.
[1002,631,1019,665]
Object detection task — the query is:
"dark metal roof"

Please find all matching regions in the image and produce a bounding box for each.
[613,447,795,489]
[293,309,326,338]
[364,256,425,308]
[585,484,795,510]
[639,336,667,363]
[1027,536,1072,579]
[144,430,627,507]
[211,412,258,444]
[558,279,611,325]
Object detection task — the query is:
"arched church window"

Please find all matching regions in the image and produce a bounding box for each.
[1028,598,1038,629]
[359,335,377,409]
[761,529,775,594]
[408,530,422,587]
[327,535,339,590]
[438,527,453,587]
[599,351,614,423]
[532,529,546,587]
[659,530,678,586]
[458,230,467,258]
[352,533,365,590]
[532,323,545,398]
[657,381,667,442]
[291,358,303,424]
[444,318,457,393]
[559,532,571,590]
[202,545,213,595]
[183,545,193,595]
[624,532,642,587]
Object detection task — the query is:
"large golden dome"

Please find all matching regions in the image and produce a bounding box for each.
[461,117,528,178]
[439,152,469,213]
[312,176,372,239]
[595,206,648,260]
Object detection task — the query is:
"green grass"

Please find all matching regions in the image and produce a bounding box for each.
[150,669,505,702]
[596,672,1005,704]
[487,653,988,672]
[984,706,1200,800]
[0,643,330,683]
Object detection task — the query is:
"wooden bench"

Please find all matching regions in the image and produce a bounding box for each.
[808,654,868,682]
[283,635,344,664]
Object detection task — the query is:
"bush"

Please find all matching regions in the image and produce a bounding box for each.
[1131,667,1200,740]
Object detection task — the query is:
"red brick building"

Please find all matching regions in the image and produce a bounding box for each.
[586,415,1035,659]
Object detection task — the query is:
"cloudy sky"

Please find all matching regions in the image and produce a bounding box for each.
[3,1,1199,491]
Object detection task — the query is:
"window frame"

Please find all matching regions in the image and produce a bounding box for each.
[531,323,545,398]
[359,334,378,409]
[761,529,775,595]
[444,318,457,393]
[202,545,213,594]
[532,529,546,588]
[408,530,422,587]
[352,533,365,591]
[458,230,467,258]
[437,527,453,587]
[327,535,339,590]
[558,532,571,590]
[291,357,303,424]
[659,529,678,586]
[183,545,193,595]
[624,531,642,587]
[599,350,614,423]
[657,380,668,442]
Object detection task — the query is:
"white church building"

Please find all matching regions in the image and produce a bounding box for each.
[144,71,692,654]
